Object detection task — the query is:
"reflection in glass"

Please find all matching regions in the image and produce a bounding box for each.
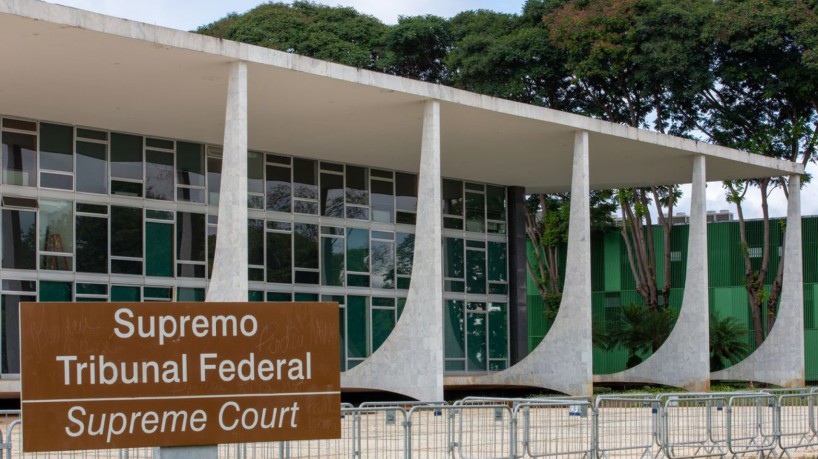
[207,155,222,205]
[467,305,487,371]
[39,200,73,271]
[442,179,463,216]
[466,249,486,294]
[39,123,73,172]
[248,219,264,267]
[293,158,317,200]
[146,150,174,201]
[76,141,107,194]
[2,132,37,186]
[321,172,344,218]
[371,179,394,223]
[2,294,34,373]
[266,164,291,212]
[445,300,465,360]
[266,232,291,283]
[1,209,36,269]
[321,236,344,286]
[110,133,143,180]
[346,228,369,273]
[294,223,318,269]
[465,192,486,233]
[345,166,368,205]
[371,240,394,289]
[176,212,205,261]
[76,215,107,273]
[176,142,205,187]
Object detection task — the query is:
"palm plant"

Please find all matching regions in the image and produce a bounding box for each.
[710,313,751,371]
[608,303,678,367]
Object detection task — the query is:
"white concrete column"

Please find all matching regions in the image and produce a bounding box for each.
[445,130,593,396]
[206,61,248,303]
[596,154,710,390]
[712,174,805,386]
[341,100,443,401]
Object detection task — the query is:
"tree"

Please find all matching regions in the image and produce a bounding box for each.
[692,0,818,347]
[196,2,388,69]
[380,15,452,83]
[608,303,677,367]
[710,313,751,371]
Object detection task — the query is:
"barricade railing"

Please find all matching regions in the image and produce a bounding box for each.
[514,400,593,459]
[657,393,731,459]
[777,392,818,457]
[594,395,662,459]
[726,393,777,457]
[406,404,513,459]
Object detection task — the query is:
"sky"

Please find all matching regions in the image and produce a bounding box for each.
[43,0,815,219]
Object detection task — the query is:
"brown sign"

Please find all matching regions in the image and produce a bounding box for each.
[20,302,340,452]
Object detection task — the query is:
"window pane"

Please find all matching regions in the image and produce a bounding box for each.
[207,155,222,205]
[1,209,36,270]
[467,306,487,371]
[396,173,417,209]
[294,223,318,269]
[177,287,204,302]
[371,308,395,353]
[39,200,73,271]
[371,179,394,223]
[442,179,463,216]
[76,215,107,273]
[146,222,173,277]
[321,236,344,287]
[293,158,317,200]
[176,212,205,262]
[488,242,507,282]
[444,238,464,279]
[110,133,143,180]
[145,150,174,200]
[111,285,141,302]
[248,151,264,194]
[465,192,485,233]
[466,249,486,294]
[266,232,292,284]
[486,185,506,221]
[266,164,291,212]
[76,141,107,194]
[371,240,394,289]
[39,281,72,302]
[248,219,264,266]
[111,206,143,259]
[2,131,37,186]
[347,295,368,359]
[2,294,34,373]
[346,228,369,273]
[320,172,344,218]
[39,123,73,172]
[445,300,465,359]
[345,165,368,206]
[176,142,205,187]
[395,233,414,276]
[488,302,508,360]
[40,173,72,190]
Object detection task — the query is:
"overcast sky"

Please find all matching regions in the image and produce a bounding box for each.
[44,0,814,219]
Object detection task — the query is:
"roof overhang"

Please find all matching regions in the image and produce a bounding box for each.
[0,0,804,193]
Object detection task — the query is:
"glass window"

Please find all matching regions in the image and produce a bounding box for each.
[320,172,344,218]
[111,206,143,275]
[176,212,205,262]
[371,240,394,289]
[39,200,73,271]
[346,229,369,273]
[111,285,141,302]
[395,233,414,276]
[207,153,222,205]
[465,192,486,233]
[39,281,72,301]
[466,249,487,294]
[110,133,143,181]
[294,223,318,269]
[488,302,508,361]
[395,172,417,224]
[266,232,292,284]
[266,164,291,212]
[347,295,368,359]
[177,287,204,302]
[248,152,264,208]
[145,150,174,201]
[445,300,465,360]
[321,235,344,287]
[2,131,37,187]
[442,179,463,216]
[371,307,395,353]
[177,142,205,187]
[146,221,173,277]
[488,242,507,282]
[486,185,506,221]
[467,303,487,371]
[39,123,73,172]
[371,179,394,223]
[293,158,317,200]
[2,294,34,373]
[444,238,464,279]
[248,219,264,267]
[2,209,36,270]
[345,166,368,205]
[76,214,107,273]
[76,141,107,194]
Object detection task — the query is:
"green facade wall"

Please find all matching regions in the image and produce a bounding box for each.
[528,216,818,382]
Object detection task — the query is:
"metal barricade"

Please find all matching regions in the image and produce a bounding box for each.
[777,392,818,457]
[515,400,593,459]
[406,405,454,459]
[5,419,154,459]
[407,404,513,459]
[657,393,731,459]
[726,394,777,457]
[594,395,661,459]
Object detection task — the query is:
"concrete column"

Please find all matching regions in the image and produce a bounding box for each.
[341,100,443,401]
[160,61,245,459]
[711,174,805,386]
[206,61,248,303]
[507,186,529,364]
[445,130,593,396]
[595,154,710,391]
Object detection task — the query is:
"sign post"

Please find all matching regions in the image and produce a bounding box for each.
[20,302,340,452]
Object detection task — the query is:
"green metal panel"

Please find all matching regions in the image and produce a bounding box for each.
[806,329,818,381]
[603,232,621,292]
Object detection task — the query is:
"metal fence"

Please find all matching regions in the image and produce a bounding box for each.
[2,389,817,459]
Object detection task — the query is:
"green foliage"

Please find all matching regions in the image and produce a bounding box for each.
[608,303,677,367]
[380,15,452,83]
[710,313,751,371]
